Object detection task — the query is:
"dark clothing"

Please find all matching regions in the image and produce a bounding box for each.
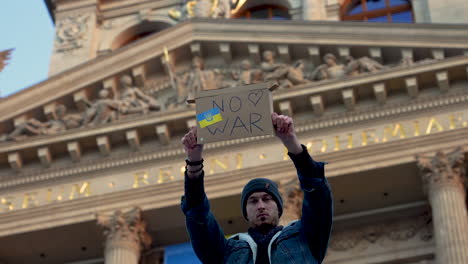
[181,145,333,263]
[248,226,283,264]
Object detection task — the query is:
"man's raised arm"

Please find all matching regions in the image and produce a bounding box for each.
[272,113,333,263]
[180,127,227,263]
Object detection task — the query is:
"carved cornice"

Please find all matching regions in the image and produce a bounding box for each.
[97,207,152,252]
[416,148,466,192]
[1,89,468,190]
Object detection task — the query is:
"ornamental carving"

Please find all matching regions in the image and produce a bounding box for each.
[0,75,161,142]
[416,147,466,191]
[329,212,433,252]
[54,14,90,53]
[97,207,152,252]
[168,0,238,21]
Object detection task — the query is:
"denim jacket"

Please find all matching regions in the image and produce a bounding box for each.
[181,146,333,263]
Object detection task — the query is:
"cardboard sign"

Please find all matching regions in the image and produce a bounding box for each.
[188,82,277,144]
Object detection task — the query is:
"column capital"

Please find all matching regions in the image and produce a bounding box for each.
[97,207,152,253]
[416,147,466,193]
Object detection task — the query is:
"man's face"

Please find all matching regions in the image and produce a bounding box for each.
[246,192,279,228]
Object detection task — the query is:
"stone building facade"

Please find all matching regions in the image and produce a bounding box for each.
[0,0,467,263]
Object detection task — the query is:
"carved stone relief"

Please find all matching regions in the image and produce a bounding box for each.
[54,14,91,53]
[0,76,162,142]
[329,212,433,252]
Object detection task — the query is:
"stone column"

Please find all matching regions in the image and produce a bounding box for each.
[97,207,152,264]
[302,0,326,20]
[416,148,468,263]
[279,178,303,226]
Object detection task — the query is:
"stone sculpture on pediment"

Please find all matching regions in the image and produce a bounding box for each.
[0,104,79,141]
[82,88,121,127]
[179,56,223,101]
[344,55,386,76]
[118,75,162,115]
[54,14,90,53]
[231,59,263,85]
[310,53,350,81]
[261,51,308,89]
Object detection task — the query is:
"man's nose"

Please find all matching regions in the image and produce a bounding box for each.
[257,200,266,209]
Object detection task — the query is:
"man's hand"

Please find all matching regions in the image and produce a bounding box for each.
[272,112,303,155]
[181,126,204,162]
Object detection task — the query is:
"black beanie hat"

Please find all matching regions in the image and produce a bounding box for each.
[241,178,283,220]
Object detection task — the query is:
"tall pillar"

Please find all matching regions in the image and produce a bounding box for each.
[279,178,303,226]
[97,207,152,264]
[416,148,468,263]
[302,0,326,20]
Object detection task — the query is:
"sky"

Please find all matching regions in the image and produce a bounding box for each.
[0,1,54,97]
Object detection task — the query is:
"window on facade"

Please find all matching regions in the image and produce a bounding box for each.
[341,0,413,23]
[235,5,290,20]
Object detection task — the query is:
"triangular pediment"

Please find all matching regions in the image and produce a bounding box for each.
[0,19,467,175]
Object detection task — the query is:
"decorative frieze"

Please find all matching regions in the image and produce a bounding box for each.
[43,102,57,120]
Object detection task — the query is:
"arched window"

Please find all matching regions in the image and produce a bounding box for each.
[111,21,171,50]
[341,0,413,23]
[234,5,290,20]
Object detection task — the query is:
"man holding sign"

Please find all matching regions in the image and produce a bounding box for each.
[181,113,333,264]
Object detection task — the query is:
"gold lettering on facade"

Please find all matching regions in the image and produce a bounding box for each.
[361,129,380,146]
[46,187,65,203]
[208,157,229,174]
[347,133,353,149]
[425,118,444,134]
[69,182,91,200]
[236,153,243,169]
[382,123,406,142]
[22,192,39,209]
[158,167,174,183]
[413,120,420,136]
[1,197,14,211]
[449,113,467,129]
[133,171,149,188]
